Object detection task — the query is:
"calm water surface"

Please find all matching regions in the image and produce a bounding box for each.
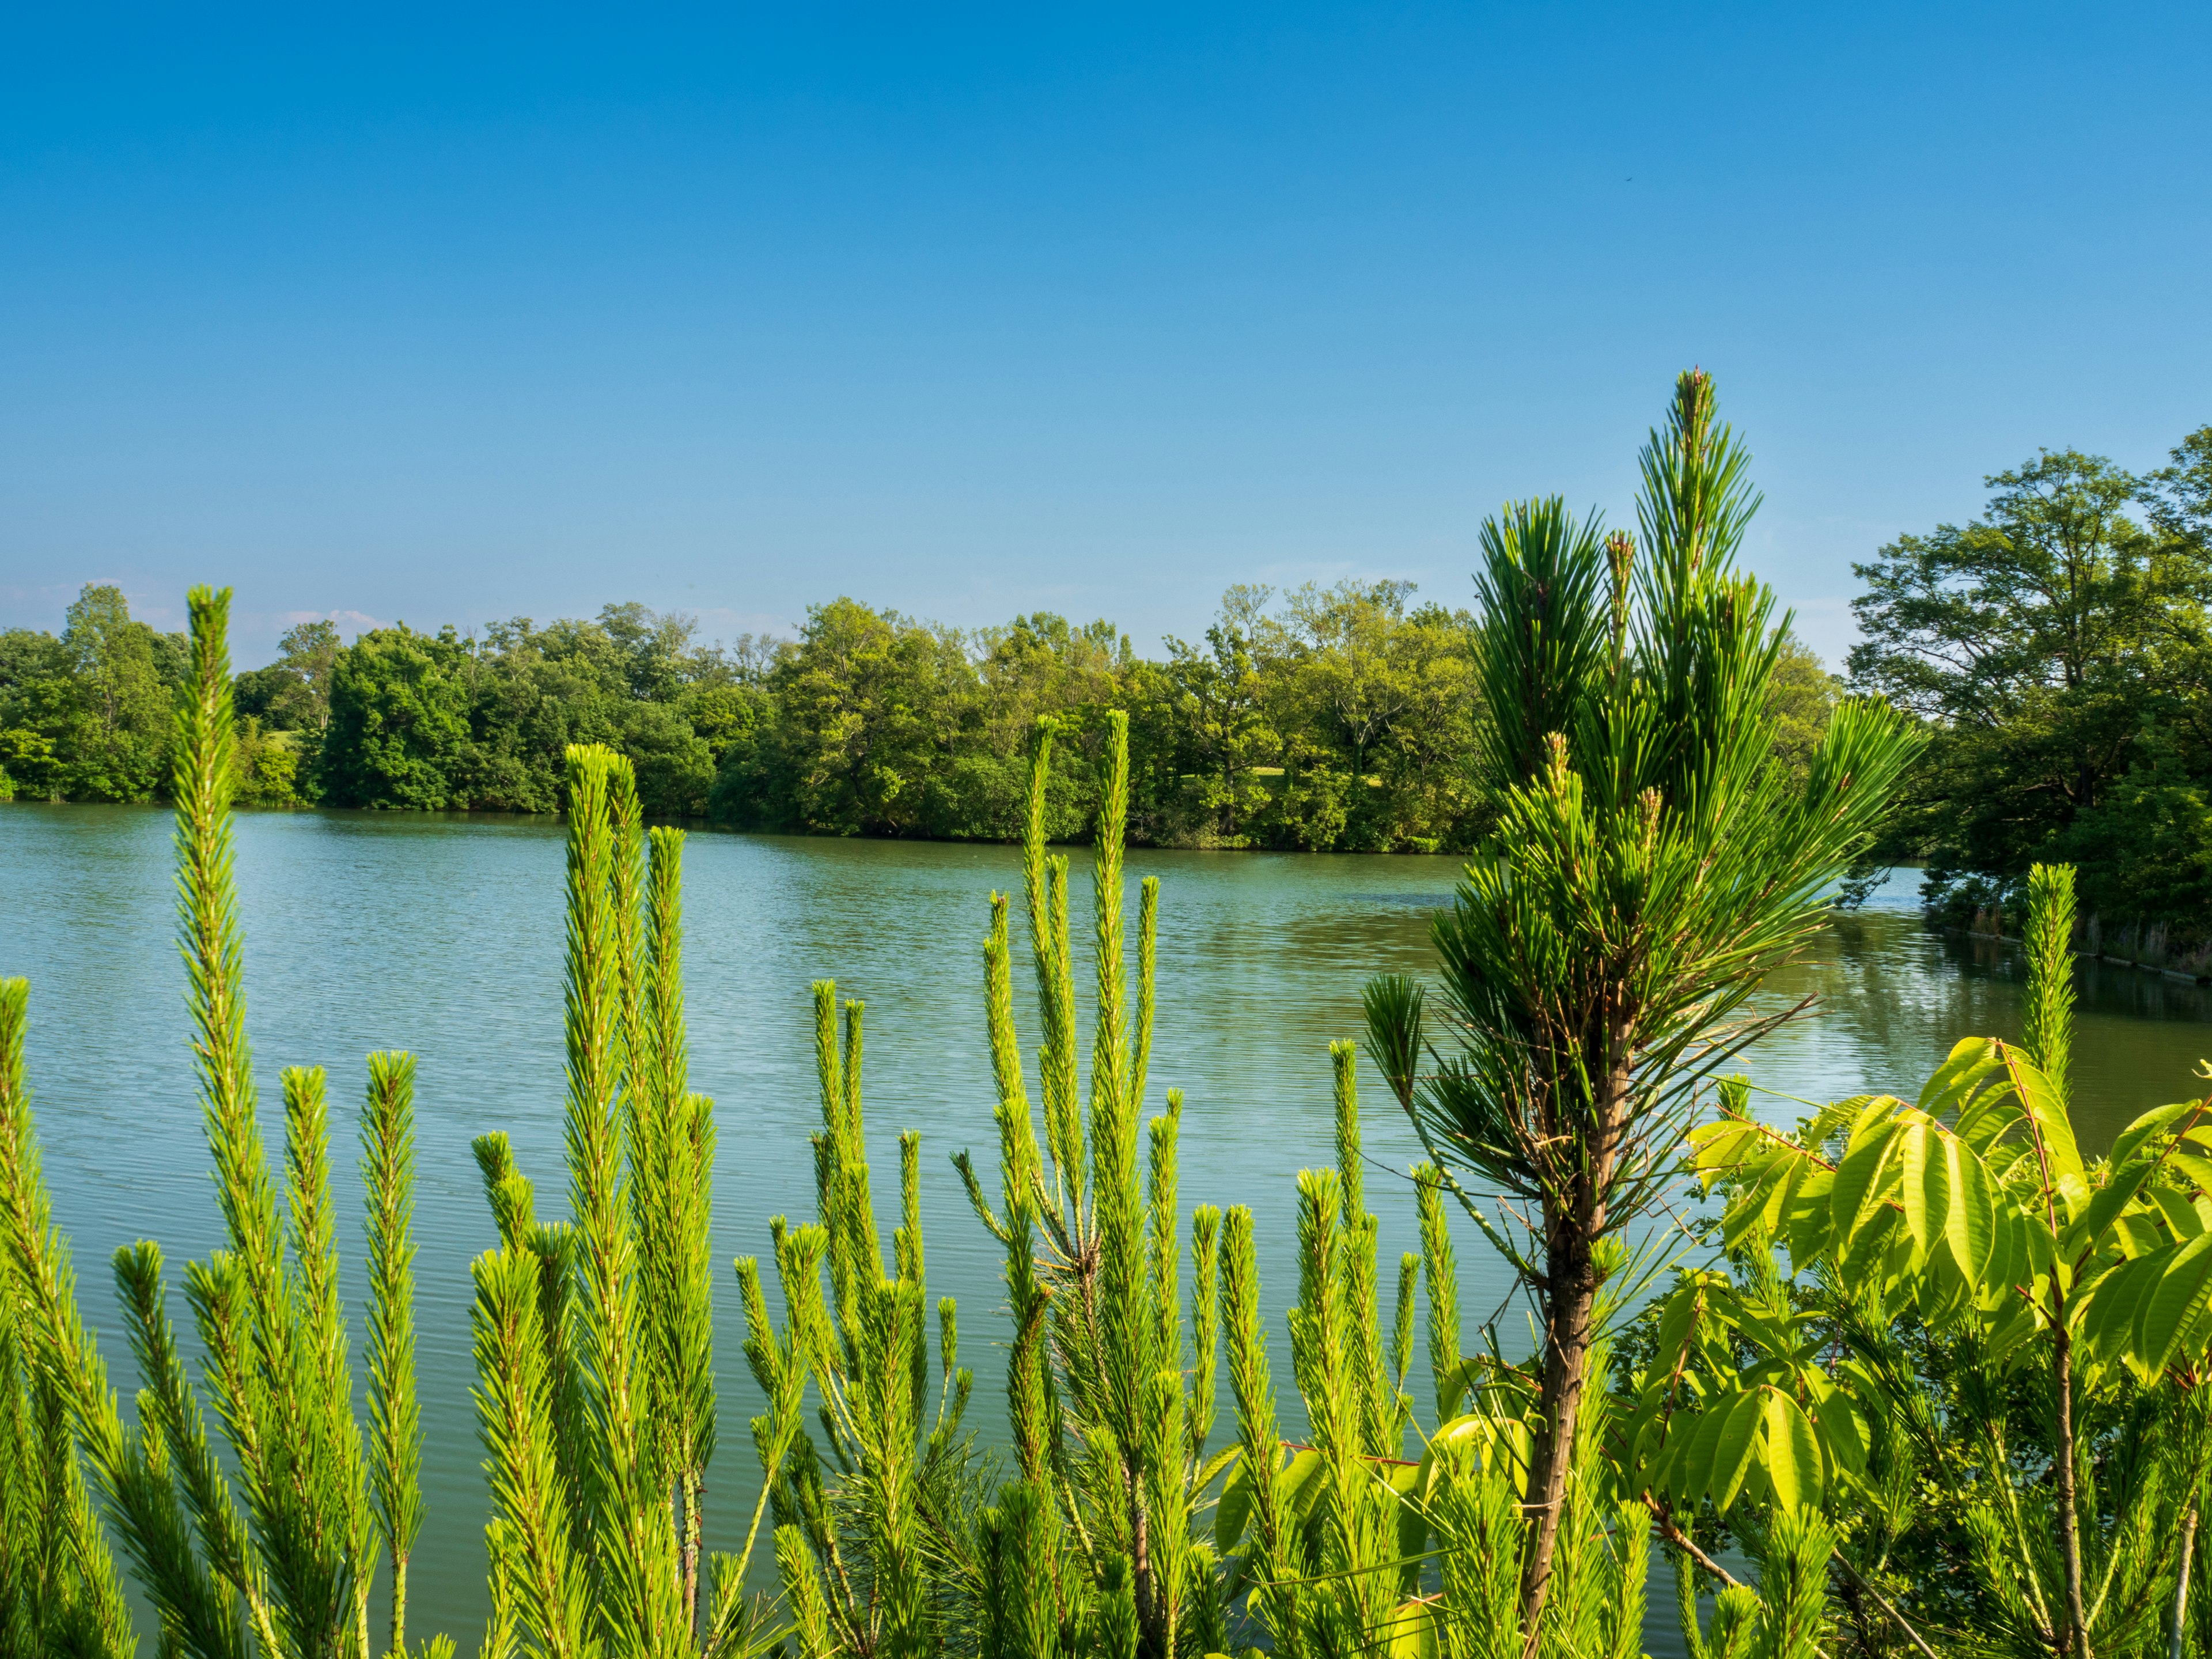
[3,804,2209,1645]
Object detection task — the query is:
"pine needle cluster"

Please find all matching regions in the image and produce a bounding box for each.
[0,586,437,1659]
[466,741,736,1658]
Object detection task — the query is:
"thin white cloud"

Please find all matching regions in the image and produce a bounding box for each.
[278,608,384,632]
[691,605,798,642]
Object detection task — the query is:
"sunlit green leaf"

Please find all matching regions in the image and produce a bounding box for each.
[2137,1232,2212,1372]
[2111,1099,2212,1169]
[1712,1389,1765,1513]
[2150,1187,2207,1241]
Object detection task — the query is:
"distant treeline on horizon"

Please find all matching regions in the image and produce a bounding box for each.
[0,579,1834,854]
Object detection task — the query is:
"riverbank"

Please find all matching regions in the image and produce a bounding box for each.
[1962,904,2212,982]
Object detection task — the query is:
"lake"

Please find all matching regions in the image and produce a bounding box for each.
[4,802,2210,1645]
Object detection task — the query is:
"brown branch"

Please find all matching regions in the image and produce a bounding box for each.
[1830,1547,1945,1659]
[1642,1492,1741,1589]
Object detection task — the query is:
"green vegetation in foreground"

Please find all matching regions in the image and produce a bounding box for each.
[14,377,2212,1659]
[1850,423,2212,952]
[0,575,1839,859]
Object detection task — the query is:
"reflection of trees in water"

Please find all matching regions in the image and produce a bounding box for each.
[1758,913,2012,1075]
[1744,910,2212,1156]
[1282,896,1443,968]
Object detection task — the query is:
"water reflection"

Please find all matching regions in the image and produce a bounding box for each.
[1745,872,2212,1150]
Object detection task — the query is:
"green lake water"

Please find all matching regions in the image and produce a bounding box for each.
[4,802,2210,1645]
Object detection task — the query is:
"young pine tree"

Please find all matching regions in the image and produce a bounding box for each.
[741,986,978,1659]
[1365,373,1918,1643]
[954,712,1233,1659]
[0,586,436,1659]
[468,742,736,1658]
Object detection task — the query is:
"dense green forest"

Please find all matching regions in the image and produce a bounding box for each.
[1853,423,2212,943]
[0,578,1838,854]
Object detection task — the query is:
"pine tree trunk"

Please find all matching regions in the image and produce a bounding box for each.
[1130,1475,1162,1659]
[2055,1312,2091,1659]
[1518,1247,1597,1658]
[1518,1047,1627,1659]
[2171,1504,2197,1659]
[683,1471,704,1639]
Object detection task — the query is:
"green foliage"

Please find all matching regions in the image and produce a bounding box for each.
[0,570,2113,1659]
[322,625,474,808]
[739,987,979,1658]
[1850,429,2212,934]
[1682,864,2212,1659]
[0,978,136,1658]
[0,587,429,1659]
[706,585,1489,850]
[0,584,187,803]
[1366,371,1919,1635]
[364,1054,424,1654]
[466,742,748,1656]
[234,620,342,737]
[3,576,1827,853]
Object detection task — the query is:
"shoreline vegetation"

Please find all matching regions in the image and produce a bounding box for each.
[5,421,2210,878]
[0,579,1836,855]
[1853,422,2212,960]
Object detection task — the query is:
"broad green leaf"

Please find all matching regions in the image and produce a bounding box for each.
[2137,1231,2212,1373]
[2078,1255,2156,1364]
[1725,1160,1796,1252]
[2171,1152,2212,1197]
[1900,1122,1941,1261]
[1380,1459,1426,1585]
[1380,1597,1438,1658]
[1979,1203,2026,1309]
[1711,1389,1766,1513]
[2064,1158,2159,1262]
[2111,1099,2212,1169]
[1217,1456,1252,1553]
[1410,1411,1524,1514]
[1938,1129,1997,1285]
[1801,1096,1876,1151]
[1690,1122,1768,1183]
[1984,1297,2044,1365]
[2113,1212,2166,1260]
[1919,1038,2002,1119]
[1832,1123,1902,1253]
[1668,1406,1730,1509]
[1805,1377,1867,1479]
[1196,1442,1242,1493]
[2151,1187,2207,1241]
[1654,1277,1713,1370]
[1281,1447,1328,1528]
[1761,1391,1822,1512]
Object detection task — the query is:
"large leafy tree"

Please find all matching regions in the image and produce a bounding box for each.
[713,596,979,836]
[321,624,474,808]
[1266,580,1482,851]
[1154,586,1283,848]
[40,584,184,801]
[1849,443,2212,914]
[1367,371,1918,1642]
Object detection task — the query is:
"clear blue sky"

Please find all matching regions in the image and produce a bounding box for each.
[5,2,2207,667]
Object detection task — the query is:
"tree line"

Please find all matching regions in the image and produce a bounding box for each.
[1,577,1835,855]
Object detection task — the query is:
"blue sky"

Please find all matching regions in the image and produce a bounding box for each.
[5,2,2207,667]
